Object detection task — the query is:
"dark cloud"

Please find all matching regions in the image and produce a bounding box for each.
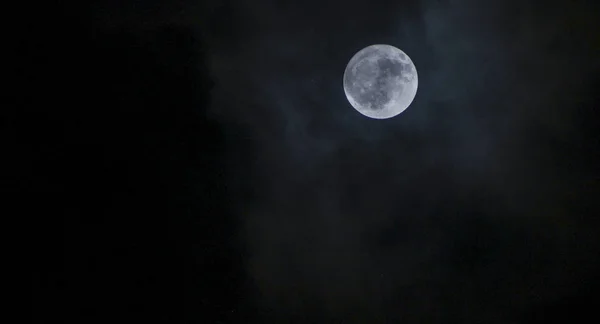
[201,0,600,322]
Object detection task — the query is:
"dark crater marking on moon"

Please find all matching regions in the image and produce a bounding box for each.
[345,57,407,111]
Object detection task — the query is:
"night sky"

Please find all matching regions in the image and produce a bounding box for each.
[18,0,600,323]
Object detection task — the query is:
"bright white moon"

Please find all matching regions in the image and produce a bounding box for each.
[343,44,418,119]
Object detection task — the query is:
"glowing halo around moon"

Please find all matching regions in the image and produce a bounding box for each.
[343,44,418,119]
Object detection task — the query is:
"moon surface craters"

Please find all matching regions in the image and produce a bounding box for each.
[346,57,406,110]
[343,44,418,119]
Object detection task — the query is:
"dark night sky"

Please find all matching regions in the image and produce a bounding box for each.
[17,0,600,323]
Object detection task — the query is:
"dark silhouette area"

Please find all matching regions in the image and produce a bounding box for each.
[16,20,243,323]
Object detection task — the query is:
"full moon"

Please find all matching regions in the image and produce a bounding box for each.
[343,44,418,119]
